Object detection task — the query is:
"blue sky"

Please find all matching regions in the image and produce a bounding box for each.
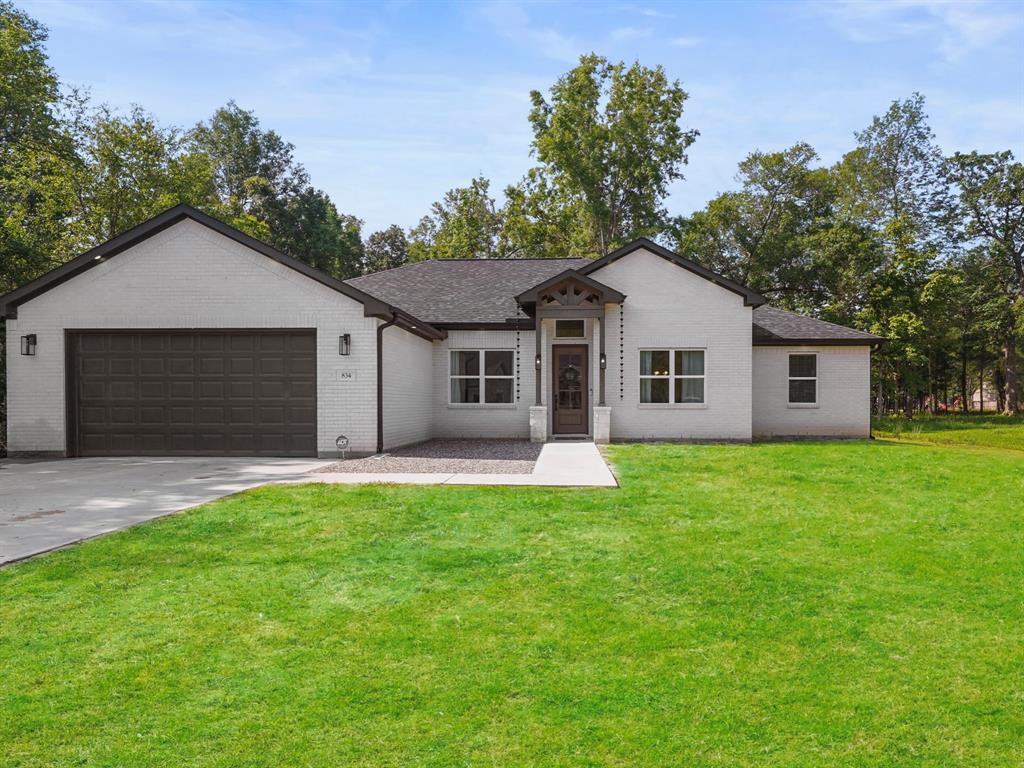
[23,0,1024,235]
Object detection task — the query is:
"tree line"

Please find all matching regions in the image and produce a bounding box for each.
[2,2,1022,430]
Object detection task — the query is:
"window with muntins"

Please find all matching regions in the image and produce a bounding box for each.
[788,353,817,404]
[639,349,705,404]
[450,350,515,404]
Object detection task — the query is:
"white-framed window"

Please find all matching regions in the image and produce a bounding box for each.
[788,353,817,404]
[555,319,585,338]
[639,349,705,404]
[449,350,515,404]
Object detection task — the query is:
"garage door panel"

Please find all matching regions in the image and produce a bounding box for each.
[70,330,316,457]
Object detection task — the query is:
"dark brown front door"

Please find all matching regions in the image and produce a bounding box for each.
[552,344,588,435]
[67,330,317,457]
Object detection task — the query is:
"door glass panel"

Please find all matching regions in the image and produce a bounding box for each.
[558,357,583,410]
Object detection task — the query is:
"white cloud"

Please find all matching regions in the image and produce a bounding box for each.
[611,26,653,40]
[813,0,1022,61]
[478,2,580,63]
[670,36,702,48]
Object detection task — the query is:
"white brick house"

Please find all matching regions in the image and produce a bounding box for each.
[1,205,881,458]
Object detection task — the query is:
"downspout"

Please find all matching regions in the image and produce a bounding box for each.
[376,314,397,454]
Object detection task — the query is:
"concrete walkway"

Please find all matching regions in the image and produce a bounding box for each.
[0,443,616,565]
[0,457,330,565]
[304,441,618,488]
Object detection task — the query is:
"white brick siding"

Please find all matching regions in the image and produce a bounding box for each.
[432,329,533,438]
[752,345,872,438]
[5,219,385,456]
[589,248,753,441]
[382,325,433,449]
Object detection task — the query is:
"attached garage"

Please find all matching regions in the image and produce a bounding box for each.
[2,205,444,458]
[67,330,317,457]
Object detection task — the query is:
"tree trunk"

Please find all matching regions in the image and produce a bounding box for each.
[960,352,968,413]
[1005,335,1020,415]
[978,364,984,413]
[876,380,884,416]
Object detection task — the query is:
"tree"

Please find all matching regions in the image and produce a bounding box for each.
[0,0,70,293]
[833,94,944,417]
[521,53,697,255]
[187,101,307,216]
[671,143,838,307]
[409,176,502,260]
[941,151,1024,414]
[188,102,364,277]
[362,225,409,273]
[65,104,217,248]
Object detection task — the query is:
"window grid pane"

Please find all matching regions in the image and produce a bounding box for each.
[451,350,479,376]
[484,350,514,376]
[789,379,816,403]
[789,354,816,378]
[641,378,670,403]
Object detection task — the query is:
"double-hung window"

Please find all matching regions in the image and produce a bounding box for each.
[788,353,817,405]
[639,349,705,404]
[450,350,515,404]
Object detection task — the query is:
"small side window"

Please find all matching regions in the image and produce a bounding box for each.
[788,353,817,404]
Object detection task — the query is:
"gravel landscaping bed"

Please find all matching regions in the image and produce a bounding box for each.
[316,439,541,475]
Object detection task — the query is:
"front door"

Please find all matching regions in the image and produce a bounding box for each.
[552,345,588,435]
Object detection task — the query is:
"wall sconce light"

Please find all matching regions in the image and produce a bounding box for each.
[339,333,351,356]
[600,352,607,369]
[534,353,542,370]
[20,334,37,356]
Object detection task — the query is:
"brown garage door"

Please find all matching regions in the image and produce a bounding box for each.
[67,330,317,457]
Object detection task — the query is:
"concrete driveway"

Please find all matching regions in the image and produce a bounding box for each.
[0,456,328,565]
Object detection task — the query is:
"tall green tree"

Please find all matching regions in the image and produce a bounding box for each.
[941,150,1024,413]
[362,225,409,273]
[671,143,840,308]
[0,0,70,293]
[65,103,217,248]
[409,176,503,261]
[833,94,944,416]
[516,54,697,255]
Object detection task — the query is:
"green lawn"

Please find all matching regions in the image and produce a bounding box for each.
[874,412,1024,452]
[2,438,1023,767]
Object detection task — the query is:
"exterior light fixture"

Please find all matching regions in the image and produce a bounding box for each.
[534,353,542,370]
[20,334,37,356]
[339,333,351,356]
[600,352,607,369]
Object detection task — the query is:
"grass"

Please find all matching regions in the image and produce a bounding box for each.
[2,437,1023,767]
[873,412,1024,452]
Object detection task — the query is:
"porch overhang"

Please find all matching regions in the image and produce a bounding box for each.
[515,269,625,318]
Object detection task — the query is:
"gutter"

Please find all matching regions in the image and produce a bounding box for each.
[376,314,398,455]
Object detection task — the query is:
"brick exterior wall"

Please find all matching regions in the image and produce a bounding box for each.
[432,329,533,438]
[752,345,872,438]
[589,248,754,441]
[382,325,433,448]
[5,219,390,456]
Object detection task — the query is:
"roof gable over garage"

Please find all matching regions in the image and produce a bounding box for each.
[0,204,444,340]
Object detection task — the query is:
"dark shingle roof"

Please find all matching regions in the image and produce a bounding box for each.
[753,305,882,345]
[347,258,589,324]
[348,259,880,345]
